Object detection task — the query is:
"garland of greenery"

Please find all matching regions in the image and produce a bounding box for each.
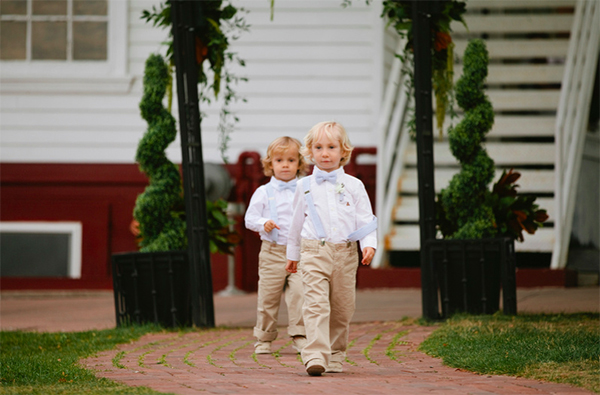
[382,0,466,140]
[133,54,187,252]
[141,0,248,163]
[437,39,496,239]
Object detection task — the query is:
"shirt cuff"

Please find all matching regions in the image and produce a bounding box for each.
[360,235,377,250]
[286,245,300,261]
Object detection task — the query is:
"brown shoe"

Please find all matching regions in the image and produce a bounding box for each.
[306,361,326,376]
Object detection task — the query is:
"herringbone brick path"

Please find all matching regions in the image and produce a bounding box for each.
[83,321,592,395]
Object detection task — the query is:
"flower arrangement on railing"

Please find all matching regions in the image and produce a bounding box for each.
[382,0,467,140]
[141,0,248,162]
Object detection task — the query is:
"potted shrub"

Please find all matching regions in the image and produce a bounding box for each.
[112,55,240,327]
[113,0,246,327]
[429,39,546,318]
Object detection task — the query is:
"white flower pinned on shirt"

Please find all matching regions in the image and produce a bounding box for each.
[335,182,345,202]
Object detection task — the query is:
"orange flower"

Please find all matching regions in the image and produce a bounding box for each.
[434,31,452,52]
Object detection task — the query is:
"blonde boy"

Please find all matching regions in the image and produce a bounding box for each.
[286,121,377,376]
[245,136,308,354]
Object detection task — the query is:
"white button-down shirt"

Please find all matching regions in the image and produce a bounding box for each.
[244,176,296,245]
[286,167,377,261]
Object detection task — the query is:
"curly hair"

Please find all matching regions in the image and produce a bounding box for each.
[261,136,308,177]
[301,121,354,167]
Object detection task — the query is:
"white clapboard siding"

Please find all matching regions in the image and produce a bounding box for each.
[0,0,382,164]
[405,142,555,166]
[395,197,555,222]
[386,225,555,252]
[400,168,555,195]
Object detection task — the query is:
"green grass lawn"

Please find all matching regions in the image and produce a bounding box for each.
[419,313,600,393]
[2,313,598,394]
[0,325,172,395]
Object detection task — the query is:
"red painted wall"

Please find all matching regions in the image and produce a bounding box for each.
[0,150,378,291]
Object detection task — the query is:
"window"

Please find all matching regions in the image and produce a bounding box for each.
[0,0,129,90]
[1,0,108,61]
[0,222,82,278]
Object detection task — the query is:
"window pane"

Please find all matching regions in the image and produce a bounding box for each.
[32,0,66,15]
[0,21,26,59]
[0,233,70,277]
[0,0,27,15]
[73,0,107,16]
[32,21,67,60]
[73,21,107,60]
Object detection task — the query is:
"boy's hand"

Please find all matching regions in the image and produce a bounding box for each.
[361,247,375,265]
[264,220,280,233]
[286,260,298,273]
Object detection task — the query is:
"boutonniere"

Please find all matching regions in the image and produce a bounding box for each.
[335,182,345,202]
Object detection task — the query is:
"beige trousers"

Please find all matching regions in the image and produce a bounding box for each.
[299,239,359,366]
[254,241,305,341]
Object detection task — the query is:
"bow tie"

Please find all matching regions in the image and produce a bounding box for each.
[275,179,297,192]
[315,172,337,184]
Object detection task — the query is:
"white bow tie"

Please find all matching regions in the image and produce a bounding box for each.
[315,172,337,184]
[276,179,297,192]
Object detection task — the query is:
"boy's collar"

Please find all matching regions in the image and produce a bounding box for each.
[270,176,298,185]
[313,166,345,177]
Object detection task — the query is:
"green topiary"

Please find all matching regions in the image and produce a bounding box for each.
[437,39,496,239]
[133,54,187,252]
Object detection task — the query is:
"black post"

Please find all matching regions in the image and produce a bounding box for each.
[413,0,439,320]
[170,0,215,328]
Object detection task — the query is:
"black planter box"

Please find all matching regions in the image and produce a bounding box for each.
[112,251,191,327]
[423,238,517,318]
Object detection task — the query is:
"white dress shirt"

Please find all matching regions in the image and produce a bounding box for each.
[244,176,297,245]
[286,167,377,261]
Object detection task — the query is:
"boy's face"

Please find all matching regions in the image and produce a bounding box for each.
[311,132,343,173]
[271,146,300,182]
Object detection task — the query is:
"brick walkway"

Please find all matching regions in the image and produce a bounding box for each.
[3,287,597,394]
[83,321,593,395]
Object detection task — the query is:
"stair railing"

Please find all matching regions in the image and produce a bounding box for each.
[373,37,412,269]
[551,0,600,269]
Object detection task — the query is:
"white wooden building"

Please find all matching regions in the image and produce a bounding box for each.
[1,0,597,289]
[1,0,388,164]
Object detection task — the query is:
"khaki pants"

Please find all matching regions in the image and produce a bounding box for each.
[254,241,305,341]
[299,239,359,366]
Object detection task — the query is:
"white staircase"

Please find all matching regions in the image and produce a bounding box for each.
[377,0,596,268]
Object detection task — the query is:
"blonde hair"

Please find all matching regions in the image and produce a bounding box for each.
[301,121,354,167]
[261,136,308,177]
